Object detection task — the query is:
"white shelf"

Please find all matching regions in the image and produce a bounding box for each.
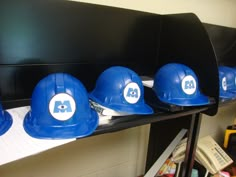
[0,106,75,166]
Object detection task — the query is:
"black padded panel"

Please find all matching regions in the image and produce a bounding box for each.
[204,23,236,66]
[0,0,161,107]
[157,14,219,115]
[0,1,218,116]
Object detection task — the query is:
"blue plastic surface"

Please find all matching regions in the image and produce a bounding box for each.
[23,73,99,139]
[0,104,13,136]
[89,66,153,115]
[219,66,236,99]
[153,63,209,106]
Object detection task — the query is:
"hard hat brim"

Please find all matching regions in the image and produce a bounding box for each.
[225,89,236,94]
[0,111,13,136]
[89,95,153,115]
[109,103,154,115]
[159,94,210,106]
[23,109,99,139]
[220,90,236,99]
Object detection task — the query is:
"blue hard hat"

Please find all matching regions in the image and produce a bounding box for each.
[23,73,99,139]
[218,66,236,99]
[0,103,12,136]
[153,63,209,106]
[89,66,153,115]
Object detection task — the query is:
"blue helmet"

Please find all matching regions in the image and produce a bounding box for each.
[153,63,209,106]
[23,73,99,139]
[0,103,12,136]
[89,66,153,115]
[218,66,236,99]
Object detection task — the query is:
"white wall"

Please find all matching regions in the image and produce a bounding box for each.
[200,102,236,144]
[70,0,236,28]
[1,1,236,177]
[0,125,150,177]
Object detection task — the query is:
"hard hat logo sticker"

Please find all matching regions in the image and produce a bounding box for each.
[49,93,76,121]
[127,88,139,98]
[54,101,72,113]
[123,82,140,104]
[181,75,197,95]
[222,77,227,91]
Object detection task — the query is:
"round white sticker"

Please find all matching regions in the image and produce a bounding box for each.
[222,77,227,91]
[181,75,197,95]
[123,82,141,104]
[49,93,76,121]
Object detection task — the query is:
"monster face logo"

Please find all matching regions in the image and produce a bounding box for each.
[49,93,76,121]
[123,82,141,104]
[181,75,197,95]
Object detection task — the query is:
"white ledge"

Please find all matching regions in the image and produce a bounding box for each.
[0,106,75,166]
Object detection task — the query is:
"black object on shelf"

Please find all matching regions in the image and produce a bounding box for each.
[144,86,185,112]
[226,133,236,161]
[204,24,236,108]
[93,107,208,136]
[204,23,236,67]
[219,98,236,107]
[0,1,219,177]
[144,86,216,113]
[157,14,219,116]
[0,1,218,116]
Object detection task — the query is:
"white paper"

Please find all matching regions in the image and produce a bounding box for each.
[0,106,75,166]
[142,80,154,88]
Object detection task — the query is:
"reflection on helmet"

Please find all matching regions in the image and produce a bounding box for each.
[23,73,99,139]
[218,66,236,99]
[153,63,209,106]
[0,103,12,136]
[89,66,153,115]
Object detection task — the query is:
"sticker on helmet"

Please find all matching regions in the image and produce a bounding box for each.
[123,82,141,104]
[181,75,197,95]
[235,76,236,87]
[49,93,76,121]
[222,77,227,91]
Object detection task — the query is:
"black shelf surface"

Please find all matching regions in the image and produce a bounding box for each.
[0,105,208,166]
[219,98,236,107]
[92,106,209,136]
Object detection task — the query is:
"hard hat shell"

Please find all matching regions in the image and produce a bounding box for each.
[218,66,236,99]
[0,104,12,136]
[153,63,209,106]
[89,66,153,115]
[24,73,99,139]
